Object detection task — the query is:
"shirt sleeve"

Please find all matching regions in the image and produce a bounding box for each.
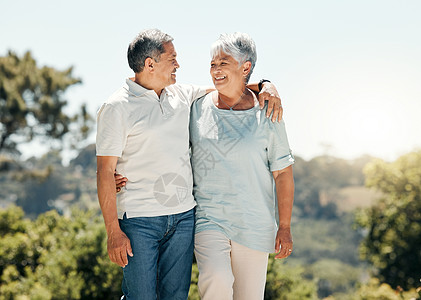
[267,119,295,171]
[174,84,208,105]
[96,103,127,157]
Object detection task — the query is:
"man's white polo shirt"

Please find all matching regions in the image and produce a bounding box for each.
[96,78,206,218]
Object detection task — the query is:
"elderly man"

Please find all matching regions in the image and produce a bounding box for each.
[96,28,282,300]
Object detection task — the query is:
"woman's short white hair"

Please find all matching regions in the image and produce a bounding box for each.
[210,32,257,83]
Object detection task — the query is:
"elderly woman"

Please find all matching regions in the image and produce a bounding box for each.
[190,32,295,300]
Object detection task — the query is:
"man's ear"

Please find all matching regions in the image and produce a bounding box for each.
[144,57,155,72]
[242,61,252,78]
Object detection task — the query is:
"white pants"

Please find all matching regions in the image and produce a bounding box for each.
[194,230,269,300]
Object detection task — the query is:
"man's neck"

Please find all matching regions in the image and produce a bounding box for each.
[133,73,164,97]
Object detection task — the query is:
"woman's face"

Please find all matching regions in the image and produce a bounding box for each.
[210,52,249,91]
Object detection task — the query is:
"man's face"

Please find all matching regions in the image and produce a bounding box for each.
[153,42,179,88]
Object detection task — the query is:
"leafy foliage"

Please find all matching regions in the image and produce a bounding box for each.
[326,278,421,300]
[264,258,318,300]
[0,50,93,155]
[0,206,122,300]
[355,151,421,289]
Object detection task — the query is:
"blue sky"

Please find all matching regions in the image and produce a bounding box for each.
[1,0,420,161]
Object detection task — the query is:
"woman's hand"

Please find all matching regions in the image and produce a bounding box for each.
[114,172,128,192]
[274,225,293,259]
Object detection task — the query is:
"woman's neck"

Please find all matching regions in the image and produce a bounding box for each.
[218,86,246,105]
[214,87,257,111]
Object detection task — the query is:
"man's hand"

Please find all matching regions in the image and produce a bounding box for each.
[274,226,293,259]
[115,172,128,192]
[107,229,133,267]
[258,82,283,122]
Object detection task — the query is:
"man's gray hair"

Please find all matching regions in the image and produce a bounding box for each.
[128,29,174,73]
[210,32,257,83]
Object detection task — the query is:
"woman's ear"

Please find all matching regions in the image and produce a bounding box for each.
[242,61,252,78]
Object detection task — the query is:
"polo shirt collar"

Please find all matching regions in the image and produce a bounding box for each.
[124,78,155,98]
[124,78,175,99]
[161,86,175,98]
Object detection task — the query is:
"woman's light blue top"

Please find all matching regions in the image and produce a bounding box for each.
[189,93,295,253]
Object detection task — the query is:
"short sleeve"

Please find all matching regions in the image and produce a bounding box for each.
[267,120,295,171]
[96,103,127,157]
[172,84,207,105]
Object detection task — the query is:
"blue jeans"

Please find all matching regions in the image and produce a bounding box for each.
[119,208,195,300]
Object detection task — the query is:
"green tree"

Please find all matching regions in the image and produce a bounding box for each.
[355,151,421,289]
[0,50,91,155]
[264,258,318,300]
[326,278,421,300]
[0,206,122,299]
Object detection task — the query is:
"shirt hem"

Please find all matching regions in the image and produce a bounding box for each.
[118,202,196,219]
[195,225,274,253]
